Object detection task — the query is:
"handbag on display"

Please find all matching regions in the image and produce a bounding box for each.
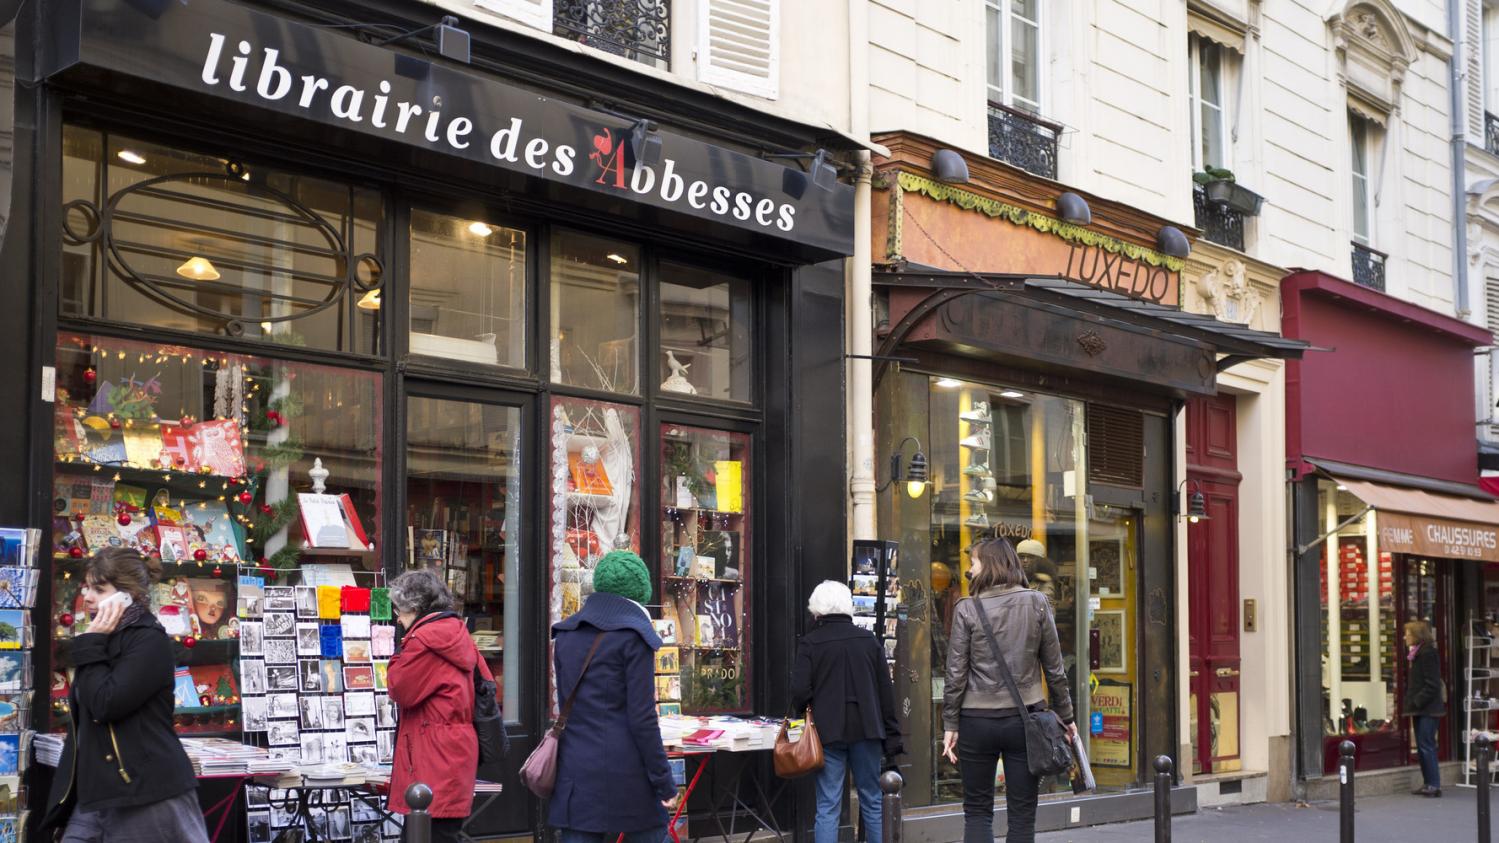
[519,633,604,798]
[773,707,825,778]
[972,596,1076,777]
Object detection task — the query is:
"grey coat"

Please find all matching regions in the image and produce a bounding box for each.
[942,585,1074,730]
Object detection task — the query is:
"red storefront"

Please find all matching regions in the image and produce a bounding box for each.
[1283,270,1499,781]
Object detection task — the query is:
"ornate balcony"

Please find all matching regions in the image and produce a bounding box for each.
[1192,184,1246,251]
[986,103,1060,180]
[554,0,670,69]
[1487,112,1499,158]
[1351,242,1387,292]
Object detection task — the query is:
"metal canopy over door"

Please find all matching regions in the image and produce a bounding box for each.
[1187,394,1242,774]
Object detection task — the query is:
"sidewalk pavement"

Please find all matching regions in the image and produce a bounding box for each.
[1034,788,1485,842]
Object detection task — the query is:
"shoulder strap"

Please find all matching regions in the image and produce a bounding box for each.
[971,596,1028,713]
[555,632,605,732]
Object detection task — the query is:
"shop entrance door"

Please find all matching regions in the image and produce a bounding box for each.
[1397,557,1453,766]
[1186,395,1242,774]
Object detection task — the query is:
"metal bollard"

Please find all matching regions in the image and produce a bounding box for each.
[405,783,434,843]
[1153,755,1172,843]
[880,770,903,843]
[1339,740,1356,843]
[1480,735,1493,843]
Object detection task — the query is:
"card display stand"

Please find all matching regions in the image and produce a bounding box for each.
[850,540,901,678]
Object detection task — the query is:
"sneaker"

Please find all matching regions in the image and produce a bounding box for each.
[960,403,991,424]
[964,513,990,528]
[962,462,992,477]
[962,488,994,503]
[960,429,991,450]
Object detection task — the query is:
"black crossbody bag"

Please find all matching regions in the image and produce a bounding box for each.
[971,595,1075,777]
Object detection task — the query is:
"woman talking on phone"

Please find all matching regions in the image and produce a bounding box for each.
[39,547,207,843]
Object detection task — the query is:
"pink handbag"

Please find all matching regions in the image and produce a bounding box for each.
[519,634,603,798]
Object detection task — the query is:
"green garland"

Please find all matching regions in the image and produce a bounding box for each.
[245,372,307,579]
[894,171,1187,272]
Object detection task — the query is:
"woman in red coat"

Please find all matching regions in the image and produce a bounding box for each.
[387,570,493,843]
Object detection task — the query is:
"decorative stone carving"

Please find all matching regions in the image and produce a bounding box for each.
[1328,0,1417,117]
[1196,257,1263,327]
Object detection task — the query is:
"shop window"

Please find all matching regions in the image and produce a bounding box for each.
[549,230,640,394]
[657,263,753,402]
[49,333,382,734]
[60,126,383,354]
[659,424,752,713]
[404,396,522,720]
[407,210,527,368]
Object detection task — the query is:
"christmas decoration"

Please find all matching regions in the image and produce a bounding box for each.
[193,548,208,562]
[212,565,222,577]
[183,636,197,649]
[59,613,74,627]
[237,490,253,505]
[116,512,131,526]
[68,547,83,559]
[83,368,96,384]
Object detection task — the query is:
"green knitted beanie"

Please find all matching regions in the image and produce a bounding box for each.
[592,549,652,605]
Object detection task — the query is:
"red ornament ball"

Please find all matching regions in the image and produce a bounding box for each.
[108,418,122,430]
[116,512,131,526]
[212,565,222,577]
[83,368,97,384]
[193,548,208,562]
[67,546,83,559]
[59,613,74,627]
[73,511,85,522]
[183,636,197,649]
[237,491,253,505]
[260,504,274,515]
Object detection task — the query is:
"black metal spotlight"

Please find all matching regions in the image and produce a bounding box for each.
[629,120,663,169]
[1056,192,1092,225]
[1187,490,1210,523]
[810,149,838,191]
[1156,225,1192,258]
[435,17,471,64]
[932,149,970,184]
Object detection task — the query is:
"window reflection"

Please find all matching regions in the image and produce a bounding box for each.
[658,263,752,402]
[408,210,526,367]
[549,230,639,394]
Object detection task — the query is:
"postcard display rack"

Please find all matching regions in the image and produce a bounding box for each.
[850,540,901,678]
[0,530,39,841]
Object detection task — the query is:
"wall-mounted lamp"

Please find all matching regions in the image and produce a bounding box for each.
[932,149,970,184]
[879,436,930,499]
[1055,192,1092,225]
[772,148,839,198]
[1156,225,1192,258]
[1174,478,1211,523]
[377,15,471,64]
[629,119,663,168]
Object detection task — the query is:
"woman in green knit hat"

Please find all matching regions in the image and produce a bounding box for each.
[550,549,677,843]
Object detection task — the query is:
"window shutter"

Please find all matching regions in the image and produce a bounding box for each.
[1086,404,1145,488]
[473,0,552,32]
[1468,0,1485,137]
[697,0,779,99]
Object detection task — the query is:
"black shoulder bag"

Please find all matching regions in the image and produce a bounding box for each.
[402,611,508,764]
[971,595,1075,777]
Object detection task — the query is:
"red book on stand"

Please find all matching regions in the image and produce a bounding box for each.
[682,729,724,746]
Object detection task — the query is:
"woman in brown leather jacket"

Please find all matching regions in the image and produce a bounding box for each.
[942,538,1075,843]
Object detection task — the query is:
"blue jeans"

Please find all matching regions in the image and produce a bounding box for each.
[814,739,884,843]
[560,828,666,843]
[1415,715,1441,788]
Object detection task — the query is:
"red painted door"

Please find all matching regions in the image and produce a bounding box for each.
[1186,395,1242,774]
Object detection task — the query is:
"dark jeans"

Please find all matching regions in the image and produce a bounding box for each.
[958,713,1039,843]
[401,817,462,843]
[1415,715,1441,788]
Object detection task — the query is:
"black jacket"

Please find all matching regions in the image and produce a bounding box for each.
[1404,643,1447,718]
[789,615,904,757]
[39,611,198,835]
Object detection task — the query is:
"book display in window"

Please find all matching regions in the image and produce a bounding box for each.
[659,425,751,714]
[851,540,901,679]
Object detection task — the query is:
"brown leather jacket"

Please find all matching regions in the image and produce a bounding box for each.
[942,585,1074,730]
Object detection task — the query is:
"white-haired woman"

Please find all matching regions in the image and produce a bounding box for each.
[790,581,903,843]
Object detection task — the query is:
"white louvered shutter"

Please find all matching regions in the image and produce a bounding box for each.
[1468,0,1485,138]
[473,0,552,32]
[697,0,779,99]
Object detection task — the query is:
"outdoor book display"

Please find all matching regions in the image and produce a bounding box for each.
[850,540,902,679]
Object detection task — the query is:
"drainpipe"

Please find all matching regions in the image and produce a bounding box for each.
[848,0,876,541]
[1452,0,1472,318]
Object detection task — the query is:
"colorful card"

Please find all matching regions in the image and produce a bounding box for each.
[343,665,374,691]
[156,525,190,564]
[317,586,342,619]
[320,624,344,659]
[194,419,246,477]
[369,588,391,621]
[341,586,371,613]
[181,502,241,562]
[320,660,345,695]
[372,661,389,691]
[370,626,395,658]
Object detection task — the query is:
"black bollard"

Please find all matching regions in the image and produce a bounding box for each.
[1339,740,1356,843]
[1480,735,1493,843]
[405,783,434,843]
[1153,755,1172,843]
[880,770,903,843]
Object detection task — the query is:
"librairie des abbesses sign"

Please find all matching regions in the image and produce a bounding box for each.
[45,0,854,257]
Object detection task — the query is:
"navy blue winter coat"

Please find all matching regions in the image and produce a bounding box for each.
[549,592,676,833]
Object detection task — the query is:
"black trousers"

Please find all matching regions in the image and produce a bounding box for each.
[957,713,1039,843]
[401,816,462,843]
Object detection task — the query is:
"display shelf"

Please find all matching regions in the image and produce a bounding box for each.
[54,460,248,497]
[663,575,742,586]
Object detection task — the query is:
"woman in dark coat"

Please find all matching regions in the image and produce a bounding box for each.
[1404,619,1446,797]
[790,580,903,843]
[550,550,676,843]
[387,569,494,843]
[39,548,207,843]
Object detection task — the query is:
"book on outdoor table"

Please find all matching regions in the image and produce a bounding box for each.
[681,729,725,746]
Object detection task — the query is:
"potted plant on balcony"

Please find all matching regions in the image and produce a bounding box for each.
[1193,167,1265,216]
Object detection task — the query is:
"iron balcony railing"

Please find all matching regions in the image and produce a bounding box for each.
[1487,111,1499,158]
[986,102,1060,180]
[554,0,670,68]
[1351,241,1387,292]
[1192,183,1246,251]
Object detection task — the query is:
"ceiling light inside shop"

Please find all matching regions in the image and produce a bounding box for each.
[606,253,629,265]
[467,222,494,237]
[1336,484,1348,491]
[999,390,1024,399]
[116,150,147,165]
[260,322,273,333]
[175,256,221,281]
[935,378,962,388]
[357,289,382,311]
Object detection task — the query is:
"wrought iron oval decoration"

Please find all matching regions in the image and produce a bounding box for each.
[102,171,364,329]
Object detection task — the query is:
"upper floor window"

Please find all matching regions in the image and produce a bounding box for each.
[986,0,1043,114]
[1350,115,1373,246]
[552,0,671,69]
[1189,35,1228,171]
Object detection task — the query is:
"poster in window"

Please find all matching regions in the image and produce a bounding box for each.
[1089,538,1124,596]
[1089,679,1132,767]
[1094,609,1127,674]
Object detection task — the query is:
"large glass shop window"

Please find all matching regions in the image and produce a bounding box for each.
[60,126,383,354]
[658,425,752,713]
[657,263,753,403]
[49,334,381,733]
[550,231,640,394]
[408,210,527,368]
[404,397,522,720]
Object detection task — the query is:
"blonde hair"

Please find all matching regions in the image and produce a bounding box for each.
[807,580,854,617]
[1405,619,1436,646]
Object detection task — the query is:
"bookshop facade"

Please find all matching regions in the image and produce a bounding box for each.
[1,0,856,837]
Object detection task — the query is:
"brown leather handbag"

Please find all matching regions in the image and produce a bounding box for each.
[520,633,604,798]
[773,707,824,778]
